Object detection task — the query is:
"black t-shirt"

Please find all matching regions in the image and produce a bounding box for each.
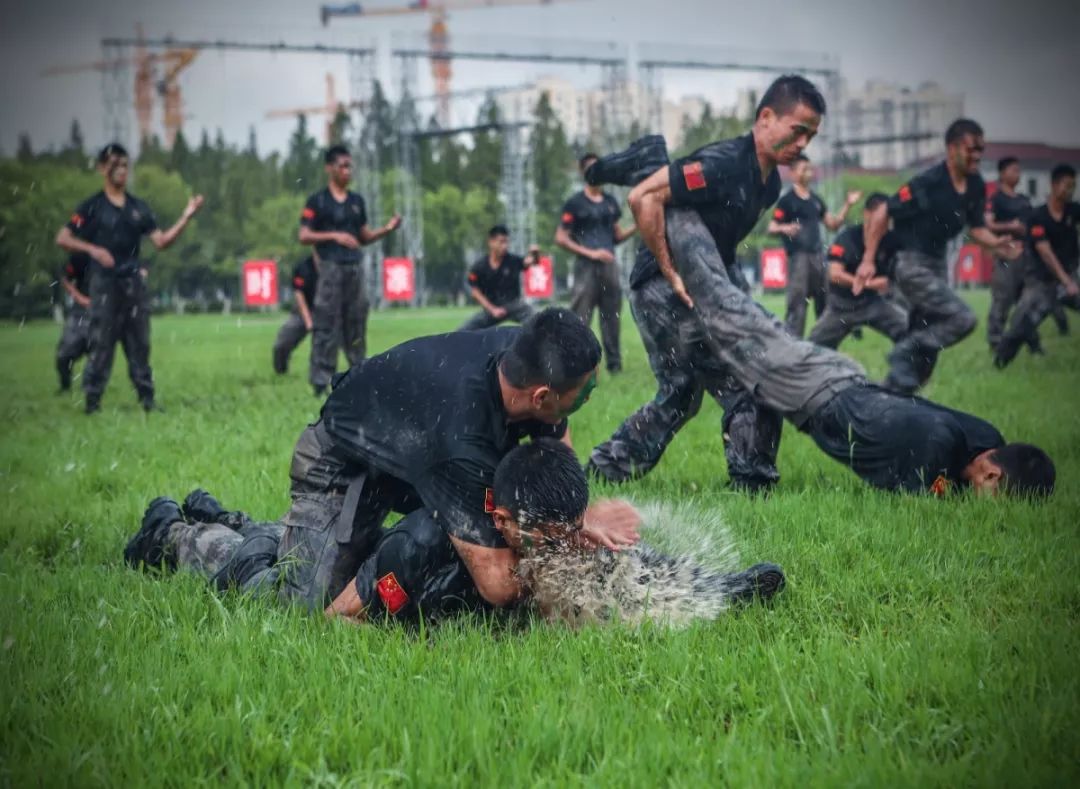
[887,161,986,258]
[560,191,621,261]
[66,191,158,277]
[987,189,1032,241]
[1026,202,1080,281]
[826,225,899,307]
[773,189,827,254]
[812,385,1005,494]
[467,253,528,305]
[319,328,567,548]
[300,187,368,265]
[291,257,318,305]
[60,254,92,297]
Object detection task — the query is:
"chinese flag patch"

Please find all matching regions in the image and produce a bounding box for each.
[829,243,845,258]
[561,211,574,225]
[70,213,84,228]
[1031,225,1046,238]
[898,184,913,203]
[773,208,785,220]
[301,207,316,220]
[484,488,495,513]
[293,276,304,288]
[929,475,950,497]
[376,572,409,615]
[682,162,706,191]
[468,272,478,283]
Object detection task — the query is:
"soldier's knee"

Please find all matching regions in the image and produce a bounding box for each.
[955,308,978,338]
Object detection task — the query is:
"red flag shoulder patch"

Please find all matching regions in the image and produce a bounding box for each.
[293,276,304,288]
[70,213,84,228]
[65,263,75,276]
[930,475,950,497]
[828,243,845,258]
[773,208,785,220]
[683,162,706,191]
[301,207,316,220]
[468,272,478,283]
[376,572,409,615]
[1031,225,1046,238]
[561,211,574,225]
[484,488,495,513]
[898,185,913,202]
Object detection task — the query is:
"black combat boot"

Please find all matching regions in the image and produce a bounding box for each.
[123,497,183,571]
[584,135,670,188]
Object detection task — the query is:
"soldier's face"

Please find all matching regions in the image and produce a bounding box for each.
[762,103,821,166]
[529,368,598,424]
[949,134,984,175]
[793,160,814,186]
[965,450,1003,496]
[492,508,581,553]
[1052,176,1075,202]
[100,155,129,188]
[326,156,353,187]
[1000,163,1021,188]
[488,234,509,257]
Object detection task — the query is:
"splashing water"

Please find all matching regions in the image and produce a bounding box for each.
[518,499,748,629]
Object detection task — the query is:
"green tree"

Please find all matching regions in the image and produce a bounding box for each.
[531,91,574,275]
[282,115,321,194]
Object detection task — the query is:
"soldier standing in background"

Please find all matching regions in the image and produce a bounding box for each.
[272,254,319,375]
[55,254,92,393]
[984,156,1036,352]
[458,225,540,330]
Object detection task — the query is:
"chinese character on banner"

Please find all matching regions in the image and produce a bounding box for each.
[242,260,278,306]
[761,248,788,290]
[524,256,554,299]
[383,257,415,302]
[954,243,992,285]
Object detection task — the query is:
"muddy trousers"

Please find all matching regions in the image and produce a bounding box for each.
[807,298,908,349]
[570,258,622,370]
[83,274,153,405]
[272,311,310,374]
[56,307,91,389]
[784,250,827,338]
[458,299,537,330]
[310,262,369,389]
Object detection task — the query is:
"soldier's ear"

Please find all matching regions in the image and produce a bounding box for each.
[491,508,516,535]
[530,385,553,409]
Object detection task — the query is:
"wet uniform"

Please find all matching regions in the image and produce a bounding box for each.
[301,188,371,389]
[590,134,783,491]
[459,252,537,330]
[880,162,985,394]
[562,190,624,371]
[985,188,1033,349]
[773,189,828,337]
[55,254,93,390]
[272,256,319,374]
[66,191,158,408]
[808,226,907,349]
[996,201,1080,365]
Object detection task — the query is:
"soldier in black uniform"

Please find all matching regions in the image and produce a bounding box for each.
[995,164,1080,368]
[55,254,92,392]
[55,143,203,413]
[767,154,861,337]
[272,254,319,374]
[985,157,1036,351]
[458,225,540,330]
[853,119,1023,395]
[807,193,908,349]
[555,154,637,373]
[299,145,401,396]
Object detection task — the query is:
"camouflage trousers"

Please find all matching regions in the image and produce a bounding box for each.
[83,274,153,404]
[272,311,310,374]
[884,251,977,394]
[167,517,286,596]
[661,208,865,427]
[570,258,622,370]
[56,306,91,389]
[458,298,537,330]
[589,272,782,491]
[996,278,1080,366]
[807,297,908,349]
[310,262,369,389]
[986,257,1027,350]
[784,250,827,338]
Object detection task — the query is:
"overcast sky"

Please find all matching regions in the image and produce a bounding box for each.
[2,0,1078,156]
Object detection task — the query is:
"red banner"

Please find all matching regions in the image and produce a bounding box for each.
[954,243,993,285]
[242,260,278,306]
[761,248,788,290]
[524,256,554,299]
[383,257,416,302]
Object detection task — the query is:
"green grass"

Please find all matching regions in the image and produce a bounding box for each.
[1,292,1078,787]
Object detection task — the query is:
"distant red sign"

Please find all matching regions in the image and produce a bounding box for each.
[954,244,993,285]
[383,257,416,302]
[761,248,788,290]
[242,260,278,306]
[524,256,554,299]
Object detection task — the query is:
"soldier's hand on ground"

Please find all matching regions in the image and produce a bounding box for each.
[336,232,361,250]
[580,499,642,552]
[490,306,508,319]
[90,245,115,269]
[184,195,205,218]
[386,215,402,231]
[590,248,616,264]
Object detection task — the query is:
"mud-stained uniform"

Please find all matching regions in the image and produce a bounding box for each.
[459,252,537,330]
[56,254,93,390]
[272,256,319,374]
[773,189,828,337]
[985,188,1033,349]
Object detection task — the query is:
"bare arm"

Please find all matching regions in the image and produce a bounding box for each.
[553,226,611,263]
[984,211,1026,236]
[629,166,691,307]
[56,226,113,268]
[523,244,540,267]
[970,226,1021,260]
[828,261,856,290]
[358,214,402,246]
[449,536,522,608]
[470,286,503,317]
[1033,239,1080,294]
[614,223,637,244]
[324,579,367,623]
[824,191,862,231]
[148,195,204,251]
[853,202,889,295]
[298,226,352,247]
[60,278,91,308]
[767,219,800,238]
[294,291,313,330]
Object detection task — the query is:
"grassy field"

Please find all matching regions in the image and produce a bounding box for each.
[1,291,1078,787]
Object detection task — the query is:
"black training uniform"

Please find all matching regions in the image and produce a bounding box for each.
[986,188,1034,349]
[880,162,986,394]
[590,133,783,491]
[56,254,93,390]
[301,188,371,388]
[562,190,624,370]
[808,226,907,349]
[272,256,319,374]
[459,252,537,330]
[773,189,829,337]
[996,201,1080,365]
[66,191,159,408]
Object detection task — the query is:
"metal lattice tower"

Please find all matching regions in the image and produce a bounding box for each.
[394,53,424,304]
[640,62,664,135]
[600,60,630,147]
[101,41,131,146]
[349,51,381,304]
[499,122,535,250]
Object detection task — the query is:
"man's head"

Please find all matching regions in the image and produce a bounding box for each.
[499,307,601,424]
[1050,163,1076,202]
[965,443,1055,498]
[791,154,814,187]
[945,118,985,175]
[998,156,1021,188]
[578,153,598,175]
[324,144,352,188]
[487,224,510,258]
[863,191,888,221]
[754,75,826,166]
[97,143,129,189]
[490,438,589,552]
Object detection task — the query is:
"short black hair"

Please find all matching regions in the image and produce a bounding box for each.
[997,156,1019,172]
[991,443,1055,498]
[97,143,128,164]
[578,152,598,170]
[756,74,826,119]
[493,438,589,528]
[945,118,983,145]
[488,224,510,238]
[324,144,350,164]
[1051,163,1076,184]
[500,307,601,393]
[864,192,888,211]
